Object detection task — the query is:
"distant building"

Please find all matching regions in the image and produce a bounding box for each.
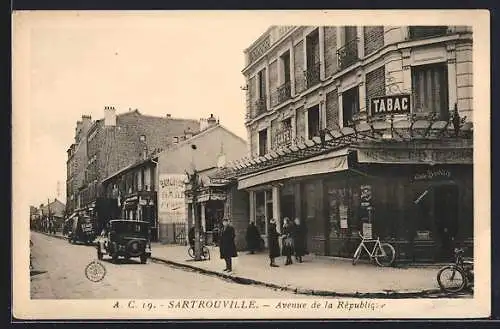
[66,106,200,232]
[156,115,248,244]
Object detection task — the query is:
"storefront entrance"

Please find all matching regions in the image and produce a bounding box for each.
[433,183,459,260]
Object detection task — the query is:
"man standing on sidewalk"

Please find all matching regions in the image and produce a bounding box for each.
[267,219,280,267]
[219,218,237,272]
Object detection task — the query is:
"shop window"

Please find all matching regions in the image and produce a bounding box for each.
[342,86,359,127]
[258,129,268,156]
[411,63,449,120]
[255,191,267,234]
[307,105,320,139]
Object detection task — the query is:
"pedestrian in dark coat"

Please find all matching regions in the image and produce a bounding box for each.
[245,221,261,254]
[219,218,237,272]
[281,217,295,265]
[267,219,281,267]
[293,217,307,262]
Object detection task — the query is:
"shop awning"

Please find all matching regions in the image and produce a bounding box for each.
[237,149,350,190]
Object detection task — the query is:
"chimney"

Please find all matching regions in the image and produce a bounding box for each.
[207,114,217,128]
[199,118,208,131]
[104,106,116,126]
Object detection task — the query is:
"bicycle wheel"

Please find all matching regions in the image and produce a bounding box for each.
[203,247,210,260]
[375,243,396,267]
[188,247,195,259]
[352,245,362,265]
[437,265,467,293]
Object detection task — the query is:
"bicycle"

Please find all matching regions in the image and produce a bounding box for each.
[436,247,474,293]
[352,232,396,267]
[188,242,211,260]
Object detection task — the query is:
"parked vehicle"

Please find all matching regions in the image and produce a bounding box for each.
[68,214,96,245]
[96,219,152,264]
[352,232,396,267]
[436,247,474,293]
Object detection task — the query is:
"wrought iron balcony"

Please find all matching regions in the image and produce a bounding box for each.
[409,26,448,40]
[277,81,292,104]
[254,97,267,116]
[337,38,359,70]
[304,62,321,89]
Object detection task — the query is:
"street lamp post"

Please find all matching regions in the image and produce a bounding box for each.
[187,144,203,261]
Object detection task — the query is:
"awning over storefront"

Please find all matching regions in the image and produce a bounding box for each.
[238,149,350,190]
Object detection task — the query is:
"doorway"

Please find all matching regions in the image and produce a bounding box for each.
[433,183,459,261]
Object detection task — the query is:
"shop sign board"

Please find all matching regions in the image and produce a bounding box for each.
[362,223,373,240]
[158,174,186,223]
[370,94,411,116]
[357,148,473,164]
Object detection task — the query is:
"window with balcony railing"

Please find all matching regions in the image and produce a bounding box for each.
[337,37,359,70]
[254,98,267,116]
[276,81,291,104]
[409,26,448,40]
[342,86,359,127]
[305,62,321,89]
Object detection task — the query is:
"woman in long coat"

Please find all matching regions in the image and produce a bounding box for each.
[293,217,307,263]
[267,219,281,267]
[281,217,295,265]
[245,221,261,254]
[219,218,237,272]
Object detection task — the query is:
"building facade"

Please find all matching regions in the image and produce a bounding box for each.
[156,118,248,244]
[212,25,473,262]
[72,107,200,231]
[66,115,93,214]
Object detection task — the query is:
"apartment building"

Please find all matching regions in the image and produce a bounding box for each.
[213,25,474,262]
[67,107,200,232]
[66,115,93,214]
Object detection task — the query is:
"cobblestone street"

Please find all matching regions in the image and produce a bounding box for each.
[30,232,305,299]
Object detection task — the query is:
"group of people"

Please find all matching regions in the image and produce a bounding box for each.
[245,217,308,267]
[266,217,307,267]
[189,216,307,273]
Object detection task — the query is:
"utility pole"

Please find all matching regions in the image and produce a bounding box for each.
[187,143,202,261]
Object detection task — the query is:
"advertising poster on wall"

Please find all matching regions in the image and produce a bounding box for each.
[158,174,186,224]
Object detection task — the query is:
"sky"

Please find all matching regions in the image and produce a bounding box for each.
[20,12,271,206]
[14,10,482,208]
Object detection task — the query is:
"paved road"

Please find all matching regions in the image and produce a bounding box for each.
[30,232,304,299]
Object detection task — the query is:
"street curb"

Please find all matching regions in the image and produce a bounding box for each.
[36,232,463,298]
[150,256,446,299]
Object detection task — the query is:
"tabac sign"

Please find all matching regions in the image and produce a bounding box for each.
[370,94,411,116]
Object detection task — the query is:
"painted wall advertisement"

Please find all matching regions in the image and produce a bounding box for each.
[158,174,186,224]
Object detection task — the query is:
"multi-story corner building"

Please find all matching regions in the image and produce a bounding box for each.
[68,106,200,232]
[66,115,93,214]
[212,25,474,262]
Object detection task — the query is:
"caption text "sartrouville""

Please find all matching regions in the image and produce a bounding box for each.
[113,300,386,312]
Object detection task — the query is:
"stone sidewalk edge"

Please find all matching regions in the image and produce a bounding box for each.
[37,232,451,298]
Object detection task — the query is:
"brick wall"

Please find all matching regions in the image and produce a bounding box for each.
[324,27,338,78]
[455,42,473,120]
[250,127,259,158]
[294,41,305,93]
[363,26,384,56]
[365,65,386,115]
[248,76,257,118]
[325,90,339,129]
[269,60,279,107]
[295,106,305,140]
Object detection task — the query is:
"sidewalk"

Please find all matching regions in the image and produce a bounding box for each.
[150,243,446,298]
[36,231,450,297]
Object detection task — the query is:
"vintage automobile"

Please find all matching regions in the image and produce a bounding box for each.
[96,219,152,264]
[68,213,96,245]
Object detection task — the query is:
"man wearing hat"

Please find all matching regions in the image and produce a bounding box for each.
[219,218,237,272]
[267,218,281,267]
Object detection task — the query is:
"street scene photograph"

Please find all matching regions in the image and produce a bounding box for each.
[12,10,490,319]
